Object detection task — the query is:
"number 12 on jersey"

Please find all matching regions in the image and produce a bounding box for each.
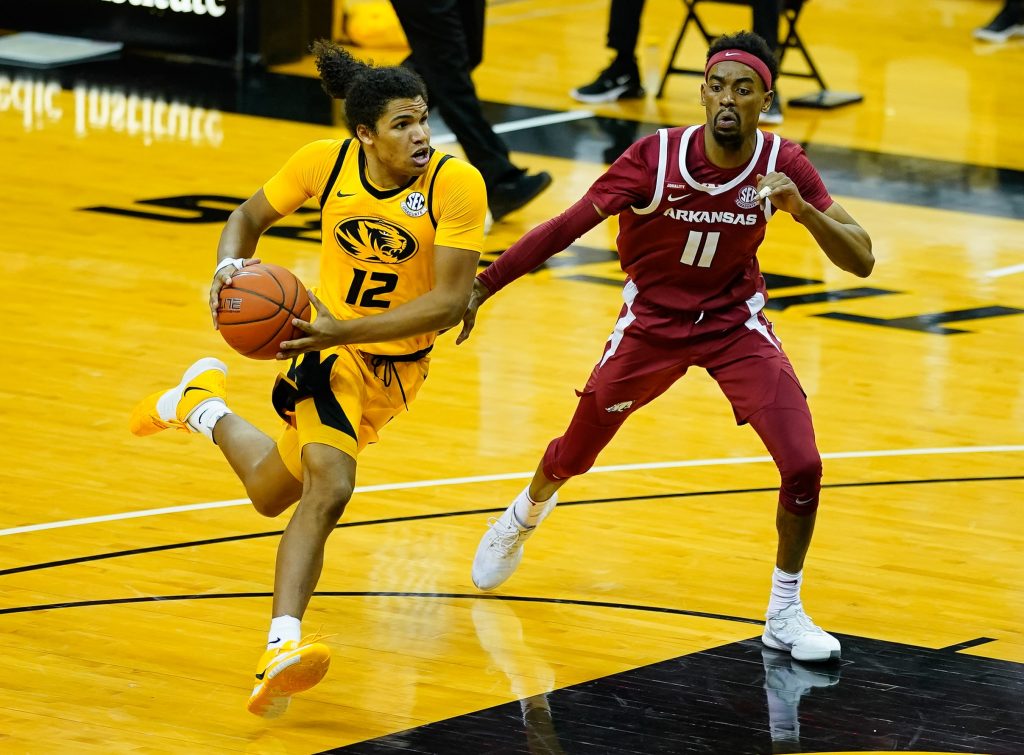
[345,269,398,308]
[680,231,719,268]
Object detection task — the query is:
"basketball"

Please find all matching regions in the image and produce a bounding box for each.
[217,263,311,360]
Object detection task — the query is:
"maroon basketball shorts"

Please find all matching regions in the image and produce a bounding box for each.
[541,308,822,513]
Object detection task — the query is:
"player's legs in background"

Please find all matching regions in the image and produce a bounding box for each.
[570,0,647,103]
[753,0,784,124]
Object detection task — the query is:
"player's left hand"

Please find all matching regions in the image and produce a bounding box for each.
[755,172,808,216]
[277,290,344,359]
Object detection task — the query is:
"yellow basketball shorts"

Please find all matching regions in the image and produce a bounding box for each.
[273,344,430,480]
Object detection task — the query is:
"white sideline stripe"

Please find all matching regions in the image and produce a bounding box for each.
[985,263,1024,278]
[432,110,593,145]
[2,444,1022,537]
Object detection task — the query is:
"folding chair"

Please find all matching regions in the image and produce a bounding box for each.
[656,0,862,109]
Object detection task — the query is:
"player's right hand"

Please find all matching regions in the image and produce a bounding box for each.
[209,257,261,329]
[455,278,491,345]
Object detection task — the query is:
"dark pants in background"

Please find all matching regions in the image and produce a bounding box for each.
[390,0,521,188]
[606,0,784,60]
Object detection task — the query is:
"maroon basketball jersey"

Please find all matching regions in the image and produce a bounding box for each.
[585,126,832,333]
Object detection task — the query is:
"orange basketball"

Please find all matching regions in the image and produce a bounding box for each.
[216,263,311,360]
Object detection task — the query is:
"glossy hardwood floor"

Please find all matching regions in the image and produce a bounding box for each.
[1,1,1022,752]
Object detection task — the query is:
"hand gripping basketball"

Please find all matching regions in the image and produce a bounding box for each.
[210,257,261,328]
[275,290,346,360]
[216,263,311,360]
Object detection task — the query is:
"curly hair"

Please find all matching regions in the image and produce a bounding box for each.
[312,39,428,134]
[706,31,779,87]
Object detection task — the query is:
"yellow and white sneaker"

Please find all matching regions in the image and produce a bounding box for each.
[129,358,227,437]
[246,637,332,718]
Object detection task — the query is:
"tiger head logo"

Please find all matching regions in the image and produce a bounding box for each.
[333,217,418,264]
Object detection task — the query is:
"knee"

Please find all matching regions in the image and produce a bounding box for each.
[542,436,596,480]
[778,451,822,515]
[249,489,299,518]
[246,471,302,518]
[302,479,354,524]
[782,452,822,489]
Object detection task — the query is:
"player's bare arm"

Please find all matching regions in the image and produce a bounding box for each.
[209,189,281,326]
[756,172,874,278]
[277,244,480,358]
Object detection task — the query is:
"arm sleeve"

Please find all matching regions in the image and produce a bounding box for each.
[478,197,605,295]
[262,140,339,216]
[584,137,657,216]
[478,140,656,294]
[432,158,488,253]
[779,141,833,214]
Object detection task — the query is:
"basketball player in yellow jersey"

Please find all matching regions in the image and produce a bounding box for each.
[129,41,486,718]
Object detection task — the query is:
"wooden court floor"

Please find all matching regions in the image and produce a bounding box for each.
[1,0,1022,752]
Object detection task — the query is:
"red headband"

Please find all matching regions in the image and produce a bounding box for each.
[705,49,773,91]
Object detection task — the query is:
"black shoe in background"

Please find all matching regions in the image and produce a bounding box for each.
[488,171,553,222]
[974,3,1024,42]
[570,58,646,104]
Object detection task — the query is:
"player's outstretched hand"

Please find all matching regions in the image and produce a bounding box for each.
[456,279,491,345]
[277,290,342,359]
[755,172,808,217]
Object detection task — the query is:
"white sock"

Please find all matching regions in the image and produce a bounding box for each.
[767,567,803,617]
[187,399,231,442]
[267,615,301,649]
[512,486,552,528]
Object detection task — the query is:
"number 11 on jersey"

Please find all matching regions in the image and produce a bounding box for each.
[680,231,719,268]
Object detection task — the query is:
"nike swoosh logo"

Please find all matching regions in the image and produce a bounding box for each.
[724,51,740,57]
[337,191,356,197]
[794,497,815,506]
[254,638,283,679]
[667,193,691,202]
[183,386,210,396]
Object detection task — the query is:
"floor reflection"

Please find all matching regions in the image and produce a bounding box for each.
[339,627,1024,753]
[761,647,841,754]
[471,600,564,754]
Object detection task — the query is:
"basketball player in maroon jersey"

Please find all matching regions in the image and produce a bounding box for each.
[461,31,873,663]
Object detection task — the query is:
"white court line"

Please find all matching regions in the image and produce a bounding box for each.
[431,109,594,146]
[985,263,1024,279]
[1,444,1022,538]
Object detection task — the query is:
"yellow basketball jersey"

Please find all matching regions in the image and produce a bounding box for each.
[263,138,486,355]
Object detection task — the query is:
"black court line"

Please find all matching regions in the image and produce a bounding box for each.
[0,591,765,626]
[1,474,1021,578]
[940,636,998,653]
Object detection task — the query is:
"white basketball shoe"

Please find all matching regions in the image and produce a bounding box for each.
[471,489,557,591]
[762,603,841,662]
